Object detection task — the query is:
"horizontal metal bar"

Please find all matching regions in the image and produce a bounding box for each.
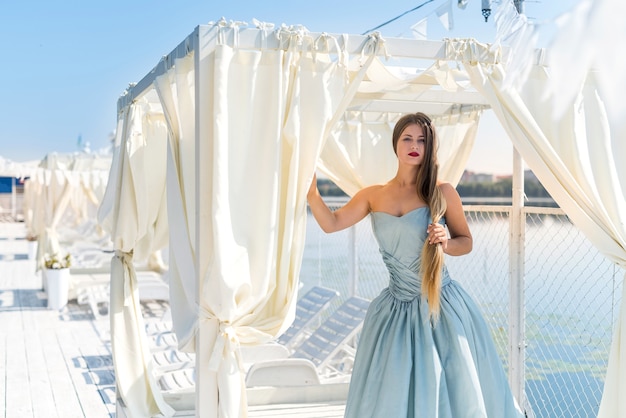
[116,24,510,114]
[116,21,550,118]
[117,26,199,113]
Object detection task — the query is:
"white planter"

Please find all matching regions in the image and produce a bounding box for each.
[41,268,47,292]
[27,240,38,260]
[46,268,70,311]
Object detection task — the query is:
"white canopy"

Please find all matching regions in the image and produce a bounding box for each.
[100,9,625,418]
[24,152,112,268]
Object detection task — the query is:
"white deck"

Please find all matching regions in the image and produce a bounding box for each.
[0,221,346,418]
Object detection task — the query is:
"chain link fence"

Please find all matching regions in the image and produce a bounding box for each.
[3,191,620,416]
[301,201,622,418]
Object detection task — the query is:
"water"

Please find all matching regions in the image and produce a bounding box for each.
[300,211,621,418]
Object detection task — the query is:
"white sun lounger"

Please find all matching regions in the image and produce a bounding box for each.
[156,296,371,392]
[148,286,340,381]
[277,286,340,349]
[247,296,371,386]
[148,285,339,352]
[73,270,170,319]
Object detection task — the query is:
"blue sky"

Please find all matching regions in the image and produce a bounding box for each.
[0,1,572,174]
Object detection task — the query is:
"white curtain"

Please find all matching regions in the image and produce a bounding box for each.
[24,170,48,257]
[153,26,381,416]
[545,1,626,416]
[458,39,626,416]
[318,108,481,196]
[97,101,173,418]
[26,168,107,268]
[22,178,36,239]
[154,54,198,357]
[435,110,482,185]
[35,169,73,266]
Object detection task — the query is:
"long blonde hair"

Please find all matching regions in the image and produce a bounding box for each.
[392,112,446,321]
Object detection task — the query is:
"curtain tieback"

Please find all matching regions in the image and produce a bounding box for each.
[114,249,135,300]
[201,311,244,373]
[114,249,134,263]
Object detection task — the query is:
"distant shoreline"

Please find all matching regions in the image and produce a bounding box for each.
[322,195,558,208]
[460,196,558,207]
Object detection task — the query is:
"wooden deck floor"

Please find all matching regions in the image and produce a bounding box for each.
[0,222,115,418]
[0,222,346,418]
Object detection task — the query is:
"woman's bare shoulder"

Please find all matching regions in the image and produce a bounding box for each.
[437,180,456,194]
[351,184,386,210]
[437,180,462,206]
[362,183,385,192]
[355,184,385,197]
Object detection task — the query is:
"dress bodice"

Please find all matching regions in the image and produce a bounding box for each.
[348,210,524,418]
[370,206,450,301]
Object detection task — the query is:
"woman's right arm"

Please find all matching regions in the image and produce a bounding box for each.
[307,174,372,233]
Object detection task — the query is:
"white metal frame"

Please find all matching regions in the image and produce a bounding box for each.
[116,22,530,416]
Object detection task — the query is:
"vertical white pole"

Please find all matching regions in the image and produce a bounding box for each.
[511,1,527,411]
[11,177,17,219]
[194,25,219,418]
[509,148,526,409]
[348,225,358,297]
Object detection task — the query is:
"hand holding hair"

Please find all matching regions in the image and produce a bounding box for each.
[427,222,448,249]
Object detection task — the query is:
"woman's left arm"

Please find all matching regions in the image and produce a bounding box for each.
[428,182,473,256]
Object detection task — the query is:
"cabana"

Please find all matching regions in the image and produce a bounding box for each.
[99,4,625,418]
[24,151,113,269]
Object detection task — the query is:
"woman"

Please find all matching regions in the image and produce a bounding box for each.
[307,112,524,417]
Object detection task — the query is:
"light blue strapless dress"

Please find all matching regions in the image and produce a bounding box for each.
[344,207,524,418]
